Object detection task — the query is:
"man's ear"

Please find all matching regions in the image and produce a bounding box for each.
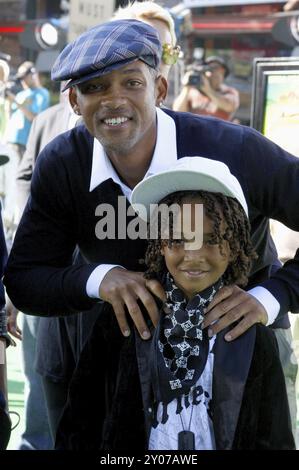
[155,75,168,105]
[69,87,81,115]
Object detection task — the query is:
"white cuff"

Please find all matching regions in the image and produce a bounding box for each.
[248,286,280,326]
[86,264,126,299]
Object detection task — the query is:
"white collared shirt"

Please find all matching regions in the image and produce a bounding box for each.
[85,108,279,325]
[86,107,177,299]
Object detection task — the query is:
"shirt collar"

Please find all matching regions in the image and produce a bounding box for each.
[89,107,177,193]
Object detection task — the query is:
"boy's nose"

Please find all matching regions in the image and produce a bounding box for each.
[183,244,206,261]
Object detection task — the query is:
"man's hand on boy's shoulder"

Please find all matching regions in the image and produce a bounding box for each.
[202,285,268,341]
[99,268,166,340]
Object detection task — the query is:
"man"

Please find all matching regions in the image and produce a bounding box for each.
[173,56,239,121]
[0,59,10,142]
[4,62,49,237]
[11,5,179,446]
[7,65,54,450]
[5,89,76,450]
[15,86,75,219]
[0,59,11,209]
[4,19,299,388]
[0,202,14,450]
[6,61,49,164]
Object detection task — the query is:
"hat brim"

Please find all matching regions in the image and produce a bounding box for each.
[131,169,248,220]
[62,56,155,91]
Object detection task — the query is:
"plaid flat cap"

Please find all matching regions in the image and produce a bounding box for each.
[51,19,162,90]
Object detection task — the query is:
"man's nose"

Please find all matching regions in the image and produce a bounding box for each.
[101,85,127,109]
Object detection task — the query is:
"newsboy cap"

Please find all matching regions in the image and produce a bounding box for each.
[51,19,162,90]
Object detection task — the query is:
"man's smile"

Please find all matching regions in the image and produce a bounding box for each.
[102,116,130,127]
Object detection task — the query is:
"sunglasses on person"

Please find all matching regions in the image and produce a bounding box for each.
[162,44,181,66]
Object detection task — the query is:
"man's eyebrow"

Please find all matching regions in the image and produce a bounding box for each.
[80,67,144,85]
[120,67,144,75]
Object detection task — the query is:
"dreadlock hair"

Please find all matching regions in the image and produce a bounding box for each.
[144,190,257,287]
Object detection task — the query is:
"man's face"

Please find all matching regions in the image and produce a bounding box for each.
[208,63,226,89]
[22,72,36,88]
[69,61,166,155]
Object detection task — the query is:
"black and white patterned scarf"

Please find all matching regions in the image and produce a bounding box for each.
[151,272,223,406]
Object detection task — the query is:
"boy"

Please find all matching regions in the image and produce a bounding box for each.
[55,158,295,450]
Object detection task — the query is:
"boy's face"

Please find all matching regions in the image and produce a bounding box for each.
[161,197,231,299]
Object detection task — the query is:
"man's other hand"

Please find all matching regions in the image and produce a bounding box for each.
[99,268,166,339]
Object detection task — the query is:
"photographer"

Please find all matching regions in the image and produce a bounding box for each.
[6,61,49,164]
[0,201,14,450]
[173,56,239,121]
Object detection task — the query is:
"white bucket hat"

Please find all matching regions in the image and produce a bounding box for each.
[131,156,248,219]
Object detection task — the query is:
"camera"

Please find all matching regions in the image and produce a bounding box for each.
[185,57,230,89]
[185,63,214,89]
